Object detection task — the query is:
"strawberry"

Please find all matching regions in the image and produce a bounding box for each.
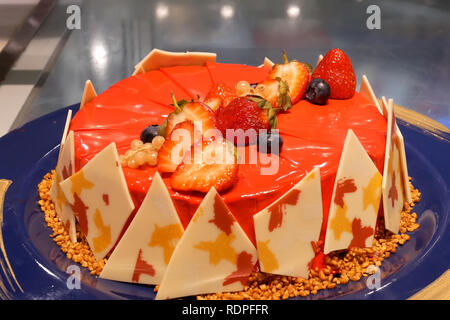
[203,96,222,112]
[254,78,292,111]
[160,95,216,138]
[204,83,237,111]
[171,138,239,193]
[311,48,356,99]
[215,96,278,145]
[254,79,278,106]
[158,120,201,173]
[269,51,310,104]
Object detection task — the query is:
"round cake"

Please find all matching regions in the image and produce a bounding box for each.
[39,48,420,300]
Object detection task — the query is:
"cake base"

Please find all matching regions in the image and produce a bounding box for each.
[38,171,421,300]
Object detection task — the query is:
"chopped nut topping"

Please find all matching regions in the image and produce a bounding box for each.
[38,172,106,276]
[39,172,420,299]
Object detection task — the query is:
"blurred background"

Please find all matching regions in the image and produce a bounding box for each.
[0,0,449,137]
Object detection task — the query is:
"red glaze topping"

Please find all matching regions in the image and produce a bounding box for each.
[70,63,387,245]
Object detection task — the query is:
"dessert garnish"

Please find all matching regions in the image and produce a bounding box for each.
[59,143,135,260]
[312,48,356,99]
[204,83,237,112]
[268,51,310,104]
[257,130,284,155]
[140,124,160,143]
[162,95,216,138]
[215,96,278,145]
[171,137,239,193]
[235,80,252,97]
[306,78,331,105]
[254,167,322,278]
[158,120,200,173]
[155,187,257,300]
[119,137,164,168]
[253,77,292,111]
[99,172,184,285]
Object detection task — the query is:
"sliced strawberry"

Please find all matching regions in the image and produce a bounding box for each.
[171,138,239,193]
[205,83,237,110]
[269,51,310,104]
[312,48,356,99]
[158,120,201,173]
[164,96,216,137]
[254,79,279,106]
[203,96,222,112]
[254,78,292,111]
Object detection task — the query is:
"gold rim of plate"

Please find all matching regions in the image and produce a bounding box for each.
[394,104,450,134]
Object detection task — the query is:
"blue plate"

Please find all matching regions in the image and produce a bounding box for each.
[0,105,449,300]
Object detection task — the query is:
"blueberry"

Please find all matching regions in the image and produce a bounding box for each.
[140,124,159,143]
[306,78,331,105]
[257,131,283,154]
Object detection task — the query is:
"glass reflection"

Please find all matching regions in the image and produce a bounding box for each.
[220,5,234,19]
[287,5,300,18]
[155,4,169,19]
[91,41,107,69]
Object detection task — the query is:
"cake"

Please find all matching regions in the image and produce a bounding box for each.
[38,48,420,300]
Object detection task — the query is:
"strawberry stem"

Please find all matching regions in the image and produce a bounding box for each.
[282,50,289,64]
[171,93,182,114]
[277,79,293,111]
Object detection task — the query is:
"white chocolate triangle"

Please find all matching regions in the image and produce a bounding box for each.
[60,143,135,260]
[258,57,275,69]
[156,188,257,300]
[316,54,323,66]
[264,57,274,68]
[359,75,383,115]
[49,130,77,242]
[100,173,183,285]
[324,129,382,254]
[132,64,146,76]
[254,167,323,278]
[381,97,405,233]
[395,125,412,203]
[60,109,72,149]
[80,80,97,109]
[380,96,411,203]
[133,49,216,74]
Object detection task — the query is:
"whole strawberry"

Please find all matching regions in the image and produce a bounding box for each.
[312,48,356,99]
[216,96,277,145]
